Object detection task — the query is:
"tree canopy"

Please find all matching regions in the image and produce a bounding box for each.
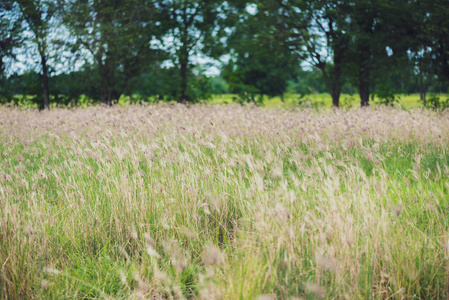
[1,0,448,107]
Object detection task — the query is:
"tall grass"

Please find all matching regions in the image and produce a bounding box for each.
[0,104,448,299]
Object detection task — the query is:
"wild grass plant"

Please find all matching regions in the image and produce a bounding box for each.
[0,104,448,299]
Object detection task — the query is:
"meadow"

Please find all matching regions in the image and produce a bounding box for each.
[1,104,449,299]
[9,93,438,109]
[210,93,429,109]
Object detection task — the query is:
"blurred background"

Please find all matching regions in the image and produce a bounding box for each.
[0,0,448,109]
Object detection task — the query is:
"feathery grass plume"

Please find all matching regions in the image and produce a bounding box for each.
[146,246,160,258]
[392,203,404,217]
[305,282,326,299]
[203,242,224,266]
[257,294,277,300]
[43,267,60,275]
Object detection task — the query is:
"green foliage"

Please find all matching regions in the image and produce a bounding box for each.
[421,95,449,110]
[339,94,357,110]
[15,0,56,108]
[60,0,164,104]
[295,96,325,110]
[417,0,449,84]
[158,0,227,102]
[375,93,400,107]
[0,1,23,77]
[209,77,230,95]
[224,0,300,100]
[375,84,401,107]
[232,92,263,106]
[0,76,15,103]
[50,66,102,106]
[127,66,215,103]
[287,68,328,96]
[1,0,449,107]
[5,71,43,106]
[187,74,213,103]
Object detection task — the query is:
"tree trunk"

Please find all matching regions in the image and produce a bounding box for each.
[0,56,4,76]
[100,89,109,106]
[100,98,109,106]
[421,90,427,104]
[100,87,112,106]
[179,60,188,102]
[419,86,426,105]
[108,91,113,106]
[331,64,342,108]
[113,91,120,105]
[359,80,370,107]
[40,53,50,109]
[99,66,109,105]
[98,57,120,106]
[317,64,340,108]
[419,68,427,105]
[359,65,370,107]
[330,90,340,107]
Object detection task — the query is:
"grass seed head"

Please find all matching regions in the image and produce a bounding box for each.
[392,203,403,217]
[305,282,326,299]
[203,242,224,266]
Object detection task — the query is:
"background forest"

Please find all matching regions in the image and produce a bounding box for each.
[1,0,449,109]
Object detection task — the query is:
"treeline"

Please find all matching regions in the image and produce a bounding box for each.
[1,0,448,108]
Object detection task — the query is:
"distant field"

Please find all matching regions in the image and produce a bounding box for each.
[210,93,447,108]
[7,93,448,109]
[1,105,449,299]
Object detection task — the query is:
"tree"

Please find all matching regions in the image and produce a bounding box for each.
[345,0,381,106]
[343,0,412,106]
[287,67,329,95]
[0,1,22,76]
[420,0,449,85]
[0,1,23,101]
[16,0,54,109]
[224,1,304,102]
[60,0,164,105]
[299,0,352,107]
[157,0,227,102]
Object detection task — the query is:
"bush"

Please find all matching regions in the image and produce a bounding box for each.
[375,90,400,107]
[421,94,449,110]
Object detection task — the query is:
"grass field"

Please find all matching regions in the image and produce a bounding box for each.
[9,93,449,109]
[209,93,430,108]
[1,104,449,299]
